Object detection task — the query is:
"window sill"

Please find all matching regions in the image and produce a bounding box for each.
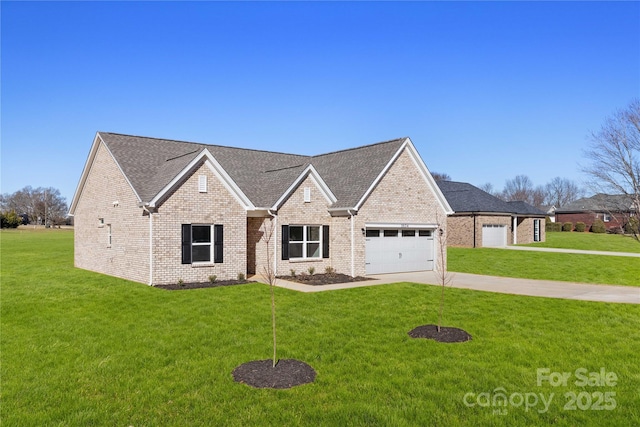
[288,258,323,263]
[192,262,215,268]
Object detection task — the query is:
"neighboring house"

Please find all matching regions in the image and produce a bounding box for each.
[436,181,546,247]
[555,194,637,232]
[69,132,453,285]
[540,205,556,222]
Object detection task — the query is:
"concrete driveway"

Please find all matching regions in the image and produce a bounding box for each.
[268,270,640,304]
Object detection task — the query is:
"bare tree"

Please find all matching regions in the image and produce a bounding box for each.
[582,99,640,241]
[260,218,278,367]
[3,186,67,225]
[478,182,497,196]
[434,211,453,332]
[544,177,584,208]
[499,175,545,208]
[431,172,452,182]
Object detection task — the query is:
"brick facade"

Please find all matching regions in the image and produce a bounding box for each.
[75,140,448,285]
[151,162,247,285]
[73,143,150,283]
[447,214,544,247]
[555,212,627,231]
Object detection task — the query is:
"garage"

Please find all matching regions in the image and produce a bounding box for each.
[482,224,507,247]
[365,227,435,275]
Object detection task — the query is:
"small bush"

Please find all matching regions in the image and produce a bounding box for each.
[546,222,562,232]
[237,273,245,282]
[208,275,217,284]
[574,222,586,232]
[289,269,296,277]
[590,219,606,233]
[308,266,315,275]
[178,279,185,287]
[562,222,573,232]
[325,266,335,275]
[625,217,639,234]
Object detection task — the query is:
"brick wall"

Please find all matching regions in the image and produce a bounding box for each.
[555,212,627,231]
[356,148,447,276]
[74,142,150,284]
[152,161,247,285]
[447,214,512,247]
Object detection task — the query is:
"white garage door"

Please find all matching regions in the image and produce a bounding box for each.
[365,229,435,275]
[482,224,507,247]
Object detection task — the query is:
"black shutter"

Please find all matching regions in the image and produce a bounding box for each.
[322,225,330,258]
[181,224,192,264]
[214,224,224,263]
[281,225,289,260]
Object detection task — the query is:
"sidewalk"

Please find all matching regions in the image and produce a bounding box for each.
[259,271,640,304]
[503,246,640,257]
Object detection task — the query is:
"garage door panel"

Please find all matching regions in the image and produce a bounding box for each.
[482,224,507,247]
[365,229,434,274]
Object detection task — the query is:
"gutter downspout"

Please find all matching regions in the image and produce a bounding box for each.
[513,215,517,245]
[473,213,477,248]
[347,209,356,277]
[142,205,154,286]
[268,209,278,274]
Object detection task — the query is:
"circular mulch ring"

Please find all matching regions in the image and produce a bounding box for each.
[232,359,316,389]
[408,324,472,343]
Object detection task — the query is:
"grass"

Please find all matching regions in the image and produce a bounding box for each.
[521,231,640,253]
[2,229,640,426]
[449,247,639,287]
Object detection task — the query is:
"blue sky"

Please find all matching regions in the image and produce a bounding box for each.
[2,1,638,205]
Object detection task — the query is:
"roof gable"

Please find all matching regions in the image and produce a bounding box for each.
[72,132,451,214]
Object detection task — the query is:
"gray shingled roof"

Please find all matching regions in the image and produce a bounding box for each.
[555,194,635,213]
[98,132,406,209]
[436,181,545,216]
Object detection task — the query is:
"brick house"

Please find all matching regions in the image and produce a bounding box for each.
[69,132,453,285]
[555,194,637,232]
[436,181,546,247]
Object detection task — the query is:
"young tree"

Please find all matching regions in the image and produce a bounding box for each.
[260,218,278,367]
[582,99,640,241]
[3,186,67,225]
[434,211,452,332]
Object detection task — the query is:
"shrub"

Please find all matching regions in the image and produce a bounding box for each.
[178,279,185,287]
[0,211,21,229]
[325,266,335,275]
[237,273,245,282]
[590,219,606,233]
[289,269,296,277]
[625,217,639,234]
[308,266,315,275]
[562,222,573,232]
[546,222,562,232]
[574,222,586,232]
[208,275,217,284]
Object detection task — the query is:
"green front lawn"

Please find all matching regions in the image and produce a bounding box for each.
[448,248,639,286]
[521,231,640,253]
[2,229,640,426]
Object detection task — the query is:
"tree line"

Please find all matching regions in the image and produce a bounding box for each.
[0,186,68,228]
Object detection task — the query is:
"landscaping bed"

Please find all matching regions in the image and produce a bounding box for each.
[154,279,254,290]
[277,272,374,286]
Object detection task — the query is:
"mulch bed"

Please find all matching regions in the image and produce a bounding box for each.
[154,279,254,290]
[232,359,317,389]
[277,273,373,286]
[408,324,472,343]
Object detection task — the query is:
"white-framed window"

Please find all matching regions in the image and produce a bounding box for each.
[181,224,223,264]
[603,213,611,222]
[533,219,541,242]
[289,225,321,259]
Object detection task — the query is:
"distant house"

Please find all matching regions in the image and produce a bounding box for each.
[555,194,637,232]
[437,181,546,247]
[69,132,452,285]
[540,205,556,222]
